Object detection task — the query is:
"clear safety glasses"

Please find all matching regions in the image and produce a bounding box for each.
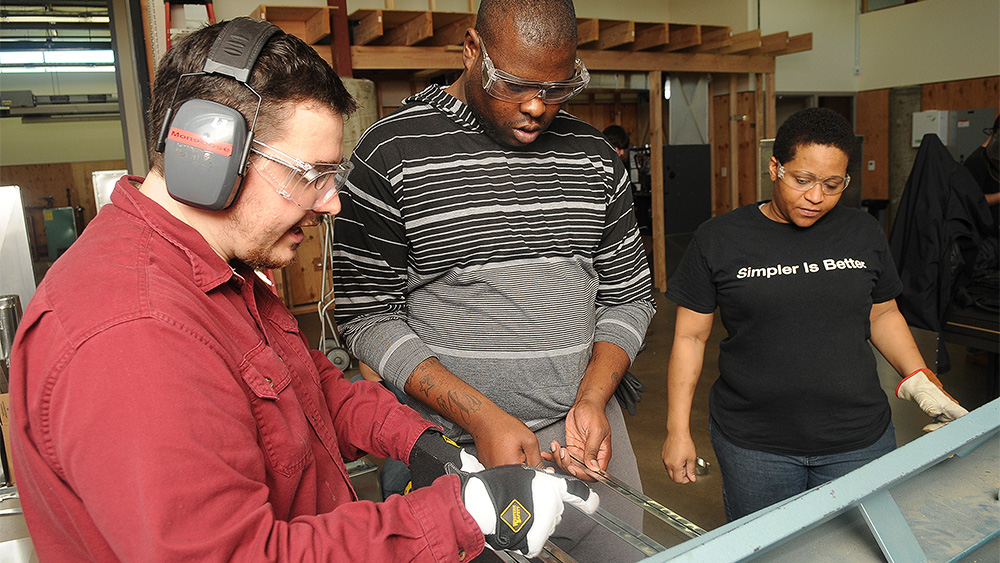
[777,164,851,195]
[249,140,353,210]
[480,41,590,104]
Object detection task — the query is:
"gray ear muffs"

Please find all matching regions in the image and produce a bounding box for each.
[162,99,249,210]
[155,17,280,211]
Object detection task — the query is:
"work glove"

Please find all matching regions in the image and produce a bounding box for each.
[408,429,485,489]
[896,369,969,431]
[458,465,599,558]
[614,371,647,416]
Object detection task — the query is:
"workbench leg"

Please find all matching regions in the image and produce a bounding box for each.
[857,490,928,563]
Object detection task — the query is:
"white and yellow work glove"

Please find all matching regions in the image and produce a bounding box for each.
[408,429,485,489]
[459,465,599,558]
[896,369,969,431]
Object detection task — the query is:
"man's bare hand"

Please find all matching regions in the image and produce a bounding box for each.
[543,399,610,480]
[470,413,543,468]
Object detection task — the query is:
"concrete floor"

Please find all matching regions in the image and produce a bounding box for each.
[0,289,995,561]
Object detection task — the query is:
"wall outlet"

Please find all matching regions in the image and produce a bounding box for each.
[868,160,876,171]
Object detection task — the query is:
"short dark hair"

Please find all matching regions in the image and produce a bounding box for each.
[772,107,855,164]
[476,0,577,47]
[146,20,357,173]
[602,125,630,150]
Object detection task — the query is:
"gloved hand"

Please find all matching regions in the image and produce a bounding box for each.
[896,369,969,431]
[614,371,647,416]
[408,429,485,489]
[458,465,599,558]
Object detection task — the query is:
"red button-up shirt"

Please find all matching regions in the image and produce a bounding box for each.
[9,176,484,562]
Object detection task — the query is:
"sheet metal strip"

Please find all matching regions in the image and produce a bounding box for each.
[488,541,577,563]
[568,453,707,539]
[587,506,667,556]
[484,512,663,562]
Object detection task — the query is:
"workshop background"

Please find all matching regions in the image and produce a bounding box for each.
[0,0,997,561]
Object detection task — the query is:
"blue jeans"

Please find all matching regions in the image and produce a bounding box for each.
[710,417,896,522]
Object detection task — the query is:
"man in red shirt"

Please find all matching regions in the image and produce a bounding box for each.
[8,18,595,562]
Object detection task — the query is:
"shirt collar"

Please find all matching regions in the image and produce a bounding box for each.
[110,175,238,293]
[405,84,481,132]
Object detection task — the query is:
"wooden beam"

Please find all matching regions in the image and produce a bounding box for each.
[351,45,463,69]
[382,11,433,46]
[773,33,812,56]
[708,79,716,217]
[598,20,635,50]
[632,23,668,51]
[423,13,474,46]
[687,25,732,53]
[745,31,788,55]
[327,1,351,77]
[577,18,600,45]
[349,45,777,74]
[755,73,764,190]
[715,29,761,54]
[578,49,775,74]
[765,73,776,138]
[649,70,666,293]
[729,74,738,211]
[351,9,384,46]
[664,24,701,52]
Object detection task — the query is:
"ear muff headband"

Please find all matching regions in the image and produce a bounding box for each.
[156,17,280,211]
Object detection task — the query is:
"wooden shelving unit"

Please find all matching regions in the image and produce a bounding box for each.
[250,3,813,293]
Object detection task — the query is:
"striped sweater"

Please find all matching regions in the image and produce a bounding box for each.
[332,85,655,439]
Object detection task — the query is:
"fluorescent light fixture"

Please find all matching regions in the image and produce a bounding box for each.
[0,52,44,65]
[0,50,115,73]
[0,65,115,74]
[0,15,109,24]
[44,50,114,64]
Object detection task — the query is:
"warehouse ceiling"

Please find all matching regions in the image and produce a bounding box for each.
[0,0,112,52]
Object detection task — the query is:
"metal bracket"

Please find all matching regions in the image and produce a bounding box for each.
[857,490,927,563]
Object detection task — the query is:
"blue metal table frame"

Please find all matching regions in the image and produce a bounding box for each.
[640,398,1000,563]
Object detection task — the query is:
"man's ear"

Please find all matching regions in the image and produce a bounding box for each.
[462,29,480,71]
[768,156,779,181]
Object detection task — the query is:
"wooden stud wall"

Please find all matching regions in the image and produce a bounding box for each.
[855,75,998,206]
[712,95,732,217]
[736,91,759,207]
[649,70,666,291]
[855,88,891,200]
[921,76,999,113]
[567,91,647,147]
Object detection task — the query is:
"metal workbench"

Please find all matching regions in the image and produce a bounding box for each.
[642,398,1000,563]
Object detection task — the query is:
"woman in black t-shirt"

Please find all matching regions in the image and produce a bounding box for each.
[660,107,970,522]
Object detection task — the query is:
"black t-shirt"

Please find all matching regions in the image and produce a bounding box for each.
[666,204,903,455]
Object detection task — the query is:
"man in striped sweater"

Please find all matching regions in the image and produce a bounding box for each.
[333,1,655,558]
